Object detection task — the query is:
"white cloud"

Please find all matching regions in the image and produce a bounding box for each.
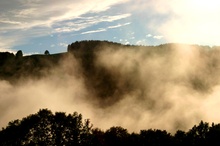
[0,20,22,25]
[108,22,131,29]
[80,21,131,35]
[126,0,220,45]
[146,34,152,37]
[53,14,131,33]
[11,0,129,29]
[125,41,130,45]
[145,33,163,40]
[0,0,129,51]
[144,0,220,45]
[81,28,107,34]
[108,24,123,29]
[153,35,163,40]
[59,43,68,47]
[103,14,131,22]
[54,27,81,33]
[136,39,147,45]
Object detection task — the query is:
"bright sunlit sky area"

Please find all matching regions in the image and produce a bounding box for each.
[1,0,220,54]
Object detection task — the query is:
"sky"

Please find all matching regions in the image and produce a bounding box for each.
[1,0,220,54]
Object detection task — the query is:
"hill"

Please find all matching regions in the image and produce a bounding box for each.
[1,41,220,106]
[1,40,220,133]
[0,40,174,106]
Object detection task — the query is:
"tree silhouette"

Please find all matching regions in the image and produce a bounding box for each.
[0,120,21,145]
[0,52,15,66]
[206,123,220,145]
[80,119,93,146]
[0,109,92,145]
[15,50,23,59]
[52,112,67,145]
[174,130,187,146]
[139,129,174,146]
[104,126,129,146]
[90,128,105,146]
[44,50,50,55]
[186,121,209,146]
[2,109,220,146]
[30,109,54,145]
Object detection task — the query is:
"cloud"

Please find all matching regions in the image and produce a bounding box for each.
[80,21,131,35]
[93,43,220,132]
[58,43,68,47]
[0,20,22,25]
[108,22,131,29]
[125,41,130,45]
[146,34,152,37]
[0,0,130,51]
[2,42,220,133]
[136,39,147,45]
[81,28,107,34]
[0,58,91,129]
[145,33,163,40]
[123,0,220,45]
[142,0,220,45]
[153,35,163,39]
[53,14,131,33]
[0,35,24,53]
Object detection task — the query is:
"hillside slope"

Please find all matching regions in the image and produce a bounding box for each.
[1,41,220,107]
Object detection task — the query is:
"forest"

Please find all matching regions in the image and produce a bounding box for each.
[1,40,220,145]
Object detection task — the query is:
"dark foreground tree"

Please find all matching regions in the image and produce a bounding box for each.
[0,109,92,146]
[104,126,129,146]
[1,109,220,146]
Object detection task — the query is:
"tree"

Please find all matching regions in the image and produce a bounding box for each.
[44,50,50,55]
[206,123,220,145]
[52,112,69,145]
[0,52,15,66]
[15,50,23,59]
[174,130,187,146]
[0,120,21,145]
[0,109,92,146]
[90,128,105,146]
[140,129,173,146]
[104,126,129,146]
[186,121,209,146]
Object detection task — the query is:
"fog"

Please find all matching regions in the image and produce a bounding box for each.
[1,43,220,134]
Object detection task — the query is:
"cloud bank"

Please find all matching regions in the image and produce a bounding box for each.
[0,0,129,51]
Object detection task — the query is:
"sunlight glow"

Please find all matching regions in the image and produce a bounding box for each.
[153,0,220,45]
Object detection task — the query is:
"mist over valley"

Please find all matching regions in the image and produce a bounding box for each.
[1,40,220,134]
